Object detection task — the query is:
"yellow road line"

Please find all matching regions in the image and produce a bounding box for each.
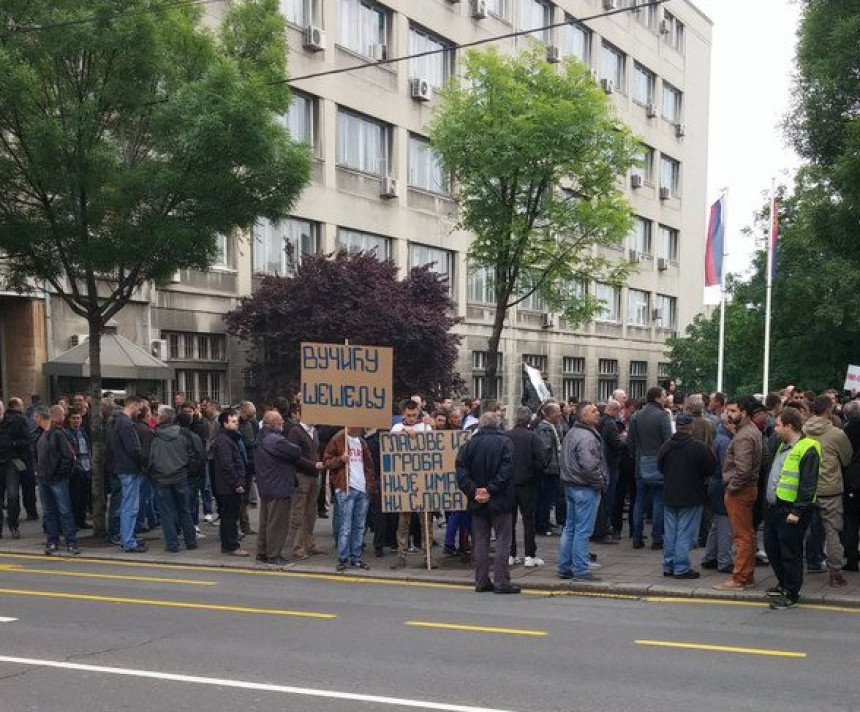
[405,620,547,637]
[634,639,806,658]
[645,596,767,608]
[0,564,215,586]
[0,588,336,619]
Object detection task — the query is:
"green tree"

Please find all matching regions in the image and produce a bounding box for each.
[428,47,638,401]
[786,0,860,259]
[0,0,310,534]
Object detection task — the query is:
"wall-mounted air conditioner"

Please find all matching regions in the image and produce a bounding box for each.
[303,25,326,52]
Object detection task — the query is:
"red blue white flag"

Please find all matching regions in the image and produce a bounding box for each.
[704,196,725,287]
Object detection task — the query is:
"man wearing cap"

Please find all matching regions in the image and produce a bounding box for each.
[657,413,715,578]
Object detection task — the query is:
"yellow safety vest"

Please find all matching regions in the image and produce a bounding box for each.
[775,437,821,504]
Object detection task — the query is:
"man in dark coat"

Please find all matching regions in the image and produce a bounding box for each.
[0,397,33,538]
[456,412,518,594]
[506,406,550,567]
[658,413,715,578]
[211,409,248,557]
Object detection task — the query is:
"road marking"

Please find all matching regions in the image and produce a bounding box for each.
[0,655,519,712]
[0,588,336,619]
[405,621,547,637]
[645,596,860,613]
[0,564,215,587]
[634,639,807,658]
[0,617,17,623]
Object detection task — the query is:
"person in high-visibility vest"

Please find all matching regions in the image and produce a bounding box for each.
[763,406,821,610]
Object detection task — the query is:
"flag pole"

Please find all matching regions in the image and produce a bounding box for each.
[716,188,728,393]
[763,181,776,395]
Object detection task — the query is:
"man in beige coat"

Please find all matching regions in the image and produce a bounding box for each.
[803,395,853,587]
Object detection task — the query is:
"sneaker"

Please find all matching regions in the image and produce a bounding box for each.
[573,573,602,582]
[765,586,784,598]
[123,544,149,554]
[755,551,770,566]
[194,526,206,539]
[523,556,544,567]
[203,513,215,523]
[352,561,370,570]
[508,556,522,566]
[336,560,348,572]
[45,543,59,556]
[769,594,798,610]
[208,514,220,526]
[108,535,122,546]
[673,570,701,580]
[588,562,602,571]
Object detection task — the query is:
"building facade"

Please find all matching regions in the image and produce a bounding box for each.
[0,0,712,408]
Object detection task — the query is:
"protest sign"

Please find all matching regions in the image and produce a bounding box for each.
[379,429,471,513]
[300,342,393,428]
[844,365,860,392]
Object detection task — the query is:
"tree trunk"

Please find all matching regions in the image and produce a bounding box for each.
[86,320,107,537]
[483,297,508,404]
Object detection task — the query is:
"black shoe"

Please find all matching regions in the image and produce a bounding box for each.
[165,546,179,553]
[475,582,495,593]
[593,535,619,545]
[769,594,798,610]
[443,545,458,556]
[45,543,59,556]
[557,570,574,580]
[66,545,81,556]
[717,565,734,574]
[352,560,370,570]
[701,559,718,570]
[651,541,663,550]
[336,560,347,572]
[122,544,149,553]
[318,511,329,519]
[374,547,384,557]
[255,554,268,562]
[765,586,784,598]
[493,584,522,594]
[632,540,644,549]
[10,527,20,539]
[673,570,701,580]
[186,543,199,551]
[806,564,827,574]
[663,570,674,577]
[25,512,39,521]
[267,556,290,566]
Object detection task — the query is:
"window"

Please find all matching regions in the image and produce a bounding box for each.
[630,217,652,255]
[408,135,448,194]
[197,335,210,361]
[658,362,672,379]
[595,283,620,322]
[409,243,454,293]
[468,264,495,304]
[601,42,625,90]
[521,0,551,43]
[663,11,685,52]
[519,289,546,312]
[254,217,320,276]
[336,228,391,258]
[634,1,657,28]
[472,351,503,400]
[337,109,389,175]
[168,334,180,360]
[172,370,225,405]
[338,0,387,58]
[654,294,677,329]
[657,225,679,262]
[280,0,315,25]
[284,92,315,148]
[409,26,453,88]
[562,378,584,402]
[597,359,619,402]
[212,234,230,268]
[632,63,655,106]
[563,356,585,374]
[627,289,650,326]
[523,354,548,373]
[631,145,654,183]
[629,360,648,400]
[162,332,228,363]
[486,0,510,20]
[561,19,590,63]
[662,83,682,123]
[660,155,680,195]
[561,357,585,402]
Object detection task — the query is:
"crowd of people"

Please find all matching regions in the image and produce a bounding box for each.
[1,383,859,610]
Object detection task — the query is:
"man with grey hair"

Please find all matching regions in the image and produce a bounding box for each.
[506,406,549,567]
[147,406,198,553]
[456,411,519,593]
[34,406,78,555]
[535,401,568,535]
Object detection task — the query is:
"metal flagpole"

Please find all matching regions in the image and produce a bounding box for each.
[763,181,776,395]
[716,188,728,393]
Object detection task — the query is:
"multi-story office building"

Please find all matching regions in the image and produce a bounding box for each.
[0,0,712,407]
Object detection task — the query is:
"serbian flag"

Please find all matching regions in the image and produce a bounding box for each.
[704,197,725,287]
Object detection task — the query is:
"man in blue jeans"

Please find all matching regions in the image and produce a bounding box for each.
[628,387,673,549]
[558,402,608,582]
[107,396,147,553]
[34,407,78,555]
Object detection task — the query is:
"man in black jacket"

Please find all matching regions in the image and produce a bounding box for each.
[506,406,550,567]
[108,396,147,553]
[211,409,248,557]
[658,413,715,579]
[0,397,32,538]
[456,412,519,594]
[594,399,624,543]
[34,407,78,556]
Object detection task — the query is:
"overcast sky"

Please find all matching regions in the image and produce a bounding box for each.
[691,0,802,300]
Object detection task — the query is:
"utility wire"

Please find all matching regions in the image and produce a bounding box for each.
[288,0,670,84]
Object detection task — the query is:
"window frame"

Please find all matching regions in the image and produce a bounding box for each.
[408,134,449,195]
[409,25,453,89]
[336,227,392,259]
[408,242,454,295]
[253,217,320,276]
[627,288,650,327]
[336,108,390,176]
[337,0,389,59]
[660,155,681,196]
[632,63,655,106]
[601,41,626,92]
[520,0,552,43]
[595,283,621,323]
[561,18,591,64]
[662,82,683,124]
[657,224,679,263]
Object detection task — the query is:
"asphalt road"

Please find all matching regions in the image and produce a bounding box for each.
[0,553,856,712]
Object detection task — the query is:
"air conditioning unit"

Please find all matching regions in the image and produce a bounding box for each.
[600,78,615,94]
[410,77,431,102]
[546,45,561,64]
[302,25,326,52]
[659,18,671,35]
[652,308,663,321]
[630,173,643,189]
[603,0,619,10]
[628,249,640,263]
[675,123,686,138]
[151,339,168,360]
[371,43,387,61]
[69,333,89,349]
[657,257,668,271]
[646,102,658,118]
[471,0,487,19]
[380,176,399,199]
[659,186,671,200]
[541,313,554,329]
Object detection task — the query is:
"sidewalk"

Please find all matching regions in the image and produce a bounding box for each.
[2,511,859,608]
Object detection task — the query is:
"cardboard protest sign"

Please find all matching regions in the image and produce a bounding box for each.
[844,365,860,392]
[300,342,393,428]
[379,429,472,513]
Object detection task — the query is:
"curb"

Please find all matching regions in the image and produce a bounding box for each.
[3,545,859,609]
